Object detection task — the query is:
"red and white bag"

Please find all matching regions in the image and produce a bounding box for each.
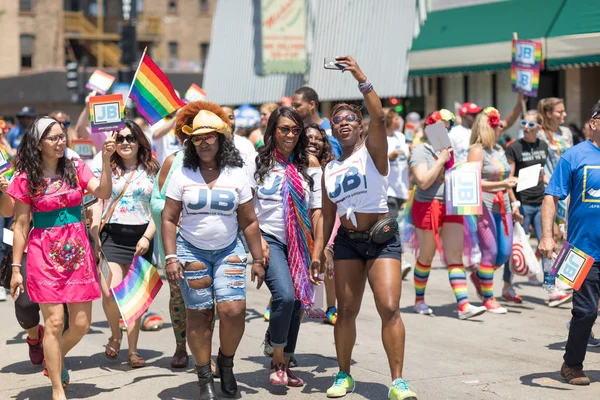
[511,222,541,276]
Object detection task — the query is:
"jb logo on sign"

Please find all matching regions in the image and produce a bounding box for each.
[515,43,536,65]
[515,69,534,92]
[561,250,585,283]
[93,102,121,124]
[452,170,479,206]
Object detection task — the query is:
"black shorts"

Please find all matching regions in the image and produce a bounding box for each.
[333,226,402,261]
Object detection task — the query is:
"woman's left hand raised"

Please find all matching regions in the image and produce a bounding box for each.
[134,236,150,256]
[336,56,367,84]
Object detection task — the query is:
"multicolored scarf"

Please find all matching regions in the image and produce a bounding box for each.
[275,149,320,317]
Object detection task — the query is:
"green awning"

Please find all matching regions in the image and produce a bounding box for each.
[409,0,600,76]
[545,0,600,69]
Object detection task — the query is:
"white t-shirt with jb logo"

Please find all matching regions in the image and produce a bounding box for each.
[166,166,252,250]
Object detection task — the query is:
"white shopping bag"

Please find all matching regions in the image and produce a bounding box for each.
[511,223,540,276]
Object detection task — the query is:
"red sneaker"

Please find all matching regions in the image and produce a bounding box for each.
[502,286,523,303]
[269,362,287,386]
[26,325,44,366]
[469,272,483,300]
[286,368,305,387]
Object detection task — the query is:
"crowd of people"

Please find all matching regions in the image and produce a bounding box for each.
[0,55,599,400]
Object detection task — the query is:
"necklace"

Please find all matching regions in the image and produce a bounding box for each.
[201,166,217,171]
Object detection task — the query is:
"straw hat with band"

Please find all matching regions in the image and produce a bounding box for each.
[182,110,232,140]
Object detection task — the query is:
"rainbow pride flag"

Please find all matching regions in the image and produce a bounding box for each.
[128,51,185,125]
[111,256,163,328]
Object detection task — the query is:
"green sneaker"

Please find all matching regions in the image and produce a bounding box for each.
[388,378,417,399]
[326,371,355,398]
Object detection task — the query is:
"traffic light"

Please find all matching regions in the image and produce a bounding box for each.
[66,62,79,90]
[120,24,137,65]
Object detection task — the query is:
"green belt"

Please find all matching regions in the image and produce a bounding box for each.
[32,206,83,229]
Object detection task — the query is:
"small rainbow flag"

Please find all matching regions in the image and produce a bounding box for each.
[0,147,15,180]
[128,50,185,125]
[111,256,163,328]
[184,83,207,102]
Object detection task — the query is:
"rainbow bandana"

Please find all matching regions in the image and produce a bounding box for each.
[274,149,321,317]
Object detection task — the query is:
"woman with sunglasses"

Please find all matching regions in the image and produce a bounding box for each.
[321,56,416,399]
[406,110,485,321]
[468,108,522,314]
[91,120,159,369]
[253,106,323,388]
[162,104,264,399]
[8,117,115,400]
[501,111,549,302]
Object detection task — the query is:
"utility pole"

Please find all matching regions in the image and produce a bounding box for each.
[97,0,104,68]
[119,0,138,83]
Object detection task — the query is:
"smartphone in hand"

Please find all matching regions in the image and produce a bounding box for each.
[324,58,344,70]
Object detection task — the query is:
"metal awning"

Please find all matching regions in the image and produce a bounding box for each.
[203,0,426,105]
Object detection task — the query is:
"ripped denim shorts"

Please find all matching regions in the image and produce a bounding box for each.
[176,235,247,310]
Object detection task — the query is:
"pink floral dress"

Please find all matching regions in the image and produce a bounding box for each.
[7,160,100,303]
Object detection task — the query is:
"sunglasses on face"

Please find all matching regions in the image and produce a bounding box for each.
[62,121,71,128]
[191,134,217,145]
[45,134,67,144]
[277,126,302,136]
[332,113,357,125]
[116,134,137,144]
[520,120,539,129]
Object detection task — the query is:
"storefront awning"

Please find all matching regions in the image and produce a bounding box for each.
[408,0,564,76]
[545,1,600,69]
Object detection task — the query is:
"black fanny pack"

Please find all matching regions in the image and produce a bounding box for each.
[369,217,399,244]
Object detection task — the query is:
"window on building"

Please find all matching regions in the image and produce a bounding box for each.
[200,42,209,69]
[169,42,178,61]
[168,0,177,13]
[20,0,33,12]
[20,35,35,68]
[199,0,209,13]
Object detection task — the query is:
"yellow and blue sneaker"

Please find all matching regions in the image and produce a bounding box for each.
[388,378,417,399]
[327,371,355,398]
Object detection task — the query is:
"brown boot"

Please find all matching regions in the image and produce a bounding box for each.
[561,362,590,385]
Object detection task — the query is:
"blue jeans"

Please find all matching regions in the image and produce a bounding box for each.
[503,204,543,283]
[263,233,302,356]
[176,236,247,310]
[565,263,600,367]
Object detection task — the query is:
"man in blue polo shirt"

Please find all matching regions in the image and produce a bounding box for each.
[540,101,600,386]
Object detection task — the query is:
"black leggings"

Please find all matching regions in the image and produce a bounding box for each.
[14,255,69,331]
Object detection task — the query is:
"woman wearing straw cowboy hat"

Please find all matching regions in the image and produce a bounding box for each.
[162,103,265,399]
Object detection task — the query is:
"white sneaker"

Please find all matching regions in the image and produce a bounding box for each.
[401,265,412,280]
[413,302,433,315]
[0,288,6,301]
[458,304,487,320]
[528,275,541,285]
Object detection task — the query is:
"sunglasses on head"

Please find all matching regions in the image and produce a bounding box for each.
[332,113,357,125]
[277,126,302,136]
[519,120,539,129]
[62,121,71,128]
[191,134,217,145]
[116,134,137,144]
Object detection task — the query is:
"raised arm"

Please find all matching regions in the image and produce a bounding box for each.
[501,93,527,132]
[336,56,387,175]
[85,134,116,199]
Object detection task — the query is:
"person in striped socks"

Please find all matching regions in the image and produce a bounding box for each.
[408,110,487,320]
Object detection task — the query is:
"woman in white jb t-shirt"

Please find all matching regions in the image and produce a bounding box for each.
[161,106,264,399]
[253,107,324,388]
[321,56,417,399]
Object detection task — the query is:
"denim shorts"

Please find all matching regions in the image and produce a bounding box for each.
[176,235,247,310]
[333,226,402,261]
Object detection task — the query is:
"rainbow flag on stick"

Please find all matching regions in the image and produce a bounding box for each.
[127,48,186,125]
[111,256,163,328]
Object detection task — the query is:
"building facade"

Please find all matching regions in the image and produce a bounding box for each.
[0,0,214,117]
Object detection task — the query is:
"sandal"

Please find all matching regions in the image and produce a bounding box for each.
[42,361,70,387]
[170,348,189,369]
[128,352,146,368]
[104,334,122,360]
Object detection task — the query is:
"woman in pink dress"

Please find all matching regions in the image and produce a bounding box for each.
[8,117,115,400]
